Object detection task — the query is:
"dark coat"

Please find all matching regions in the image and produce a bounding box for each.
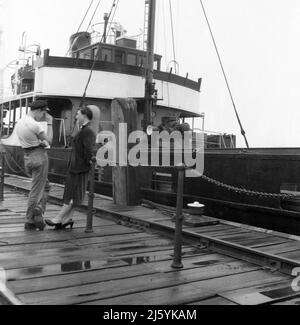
[68,124,96,174]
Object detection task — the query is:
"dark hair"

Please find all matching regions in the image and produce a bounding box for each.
[80,106,93,121]
[29,100,49,111]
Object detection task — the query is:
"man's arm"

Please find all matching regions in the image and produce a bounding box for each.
[35,113,53,145]
[37,131,51,146]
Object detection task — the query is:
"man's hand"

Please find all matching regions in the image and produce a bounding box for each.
[40,140,50,148]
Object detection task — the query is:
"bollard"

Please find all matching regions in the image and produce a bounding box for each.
[0,153,5,201]
[85,156,97,233]
[171,163,186,269]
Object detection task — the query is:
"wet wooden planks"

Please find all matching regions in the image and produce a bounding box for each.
[1,179,300,304]
[78,270,288,306]
[8,253,234,295]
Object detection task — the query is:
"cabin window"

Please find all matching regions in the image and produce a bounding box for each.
[101,48,112,62]
[115,50,125,64]
[127,53,137,66]
[84,52,91,60]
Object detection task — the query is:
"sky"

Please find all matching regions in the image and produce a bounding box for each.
[1,0,300,148]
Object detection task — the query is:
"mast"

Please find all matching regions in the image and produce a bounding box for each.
[103,13,109,43]
[143,0,156,131]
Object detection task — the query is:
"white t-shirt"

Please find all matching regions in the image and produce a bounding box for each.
[16,115,45,149]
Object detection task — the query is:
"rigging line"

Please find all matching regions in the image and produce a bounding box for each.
[169,0,177,74]
[79,0,118,108]
[86,0,102,32]
[77,0,95,33]
[161,1,168,70]
[199,0,250,149]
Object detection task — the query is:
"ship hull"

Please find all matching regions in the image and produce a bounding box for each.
[4,145,300,235]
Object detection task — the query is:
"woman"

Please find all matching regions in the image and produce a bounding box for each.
[45,106,96,229]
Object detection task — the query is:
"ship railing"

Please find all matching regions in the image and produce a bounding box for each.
[193,128,235,149]
[89,24,144,50]
[54,118,67,148]
[0,94,34,137]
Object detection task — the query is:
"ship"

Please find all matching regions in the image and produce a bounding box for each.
[1,0,299,236]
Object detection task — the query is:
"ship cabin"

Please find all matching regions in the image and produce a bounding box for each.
[1,29,206,149]
[1,30,235,151]
[0,30,235,196]
[70,32,162,71]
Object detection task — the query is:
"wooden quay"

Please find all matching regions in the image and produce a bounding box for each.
[0,175,299,305]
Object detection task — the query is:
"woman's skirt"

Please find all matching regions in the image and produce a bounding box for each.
[63,172,89,206]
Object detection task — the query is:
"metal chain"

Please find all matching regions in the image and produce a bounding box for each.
[200,175,296,199]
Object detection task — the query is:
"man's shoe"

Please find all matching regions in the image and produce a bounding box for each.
[33,206,43,217]
[24,223,36,231]
[33,217,45,231]
[32,206,45,231]
[35,220,45,231]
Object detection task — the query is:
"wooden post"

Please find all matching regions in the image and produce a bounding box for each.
[85,156,97,233]
[112,98,138,206]
[171,164,185,269]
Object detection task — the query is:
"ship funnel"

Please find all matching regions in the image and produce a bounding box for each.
[69,32,91,52]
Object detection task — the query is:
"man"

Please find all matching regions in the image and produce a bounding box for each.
[45,106,95,229]
[16,99,53,231]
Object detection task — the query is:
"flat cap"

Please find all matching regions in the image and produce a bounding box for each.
[29,100,50,111]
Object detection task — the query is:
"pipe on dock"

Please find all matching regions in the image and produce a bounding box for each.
[85,156,97,233]
[171,163,186,269]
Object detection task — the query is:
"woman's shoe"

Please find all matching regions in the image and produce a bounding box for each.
[45,219,62,230]
[61,219,74,230]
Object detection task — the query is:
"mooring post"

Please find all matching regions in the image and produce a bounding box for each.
[0,152,5,201]
[85,156,97,233]
[171,163,185,269]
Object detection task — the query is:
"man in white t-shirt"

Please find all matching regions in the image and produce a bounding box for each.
[16,100,53,231]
